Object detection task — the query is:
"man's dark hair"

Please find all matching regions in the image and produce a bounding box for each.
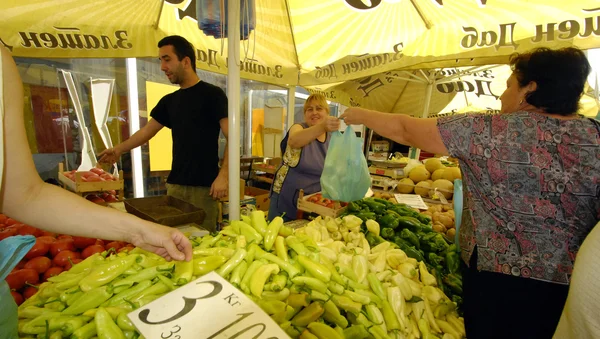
[158,35,196,72]
[509,47,591,115]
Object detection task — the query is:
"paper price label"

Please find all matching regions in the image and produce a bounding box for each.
[128,272,289,339]
[394,193,429,210]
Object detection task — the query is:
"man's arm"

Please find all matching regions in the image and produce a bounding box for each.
[98,119,164,163]
[210,118,228,199]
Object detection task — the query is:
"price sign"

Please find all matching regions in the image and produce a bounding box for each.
[394,193,429,210]
[128,272,289,339]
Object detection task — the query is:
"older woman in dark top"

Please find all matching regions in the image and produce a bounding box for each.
[341,47,600,339]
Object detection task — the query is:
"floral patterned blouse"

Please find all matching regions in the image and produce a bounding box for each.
[437,112,600,284]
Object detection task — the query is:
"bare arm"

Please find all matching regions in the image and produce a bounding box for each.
[0,46,191,261]
[98,118,163,163]
[340,108,449,156]
[288,116,340,149]
[210,118,228,199]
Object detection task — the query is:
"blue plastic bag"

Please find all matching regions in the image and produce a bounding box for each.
[320,126,371,202]
[453,179,463,244]
[0,235,35,339]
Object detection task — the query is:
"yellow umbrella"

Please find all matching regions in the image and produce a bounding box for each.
[1,0,600,87]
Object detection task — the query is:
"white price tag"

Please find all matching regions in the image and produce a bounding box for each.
[394,194,429,210]
[128,272,289,339]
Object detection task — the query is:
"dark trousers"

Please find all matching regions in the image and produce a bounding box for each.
[462,250,569,339]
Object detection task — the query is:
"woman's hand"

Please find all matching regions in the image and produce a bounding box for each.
[339,107,368,125]
[320,116,341,132]
[128,222,193,262]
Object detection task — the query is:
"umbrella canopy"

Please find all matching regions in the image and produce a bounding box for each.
[306,64,599,118]
[1,0,600,87]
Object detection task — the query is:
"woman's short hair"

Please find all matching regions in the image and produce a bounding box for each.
[509,47,591,115]
[303,94,330,114]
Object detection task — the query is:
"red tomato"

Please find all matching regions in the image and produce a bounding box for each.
[16,225,43,237]
[39,231,57,238]
[24,238,50,259]
[94,239,105,247]
[81,244,105,259]
[57,235,72,240]
[72,236,97,249]
[36,236,56,245]
[6,269,39,290]
[0,214,8,224]
[22,286,38,300]
[105,241,123,251]
[64,258,83,271]
[15,259,28,270]
[43,267,63,281]
[49,238,75,257]
[90,167,105,175]
[104,195,119,203]
[100,173,113,181]
[0,224,6,229]
[24,256,52,274]
[79,171,99,178]
[10,291,23,306]
[86,176,104,182]
[5,218,19,226]
[118,245,135,253]
[0,227,17,240]
[52,250,80,267]
[90,197,106,204]
[107,190,117,195]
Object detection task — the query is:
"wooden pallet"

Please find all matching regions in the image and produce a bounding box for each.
[58,163,124,201]
[297,190,346,218]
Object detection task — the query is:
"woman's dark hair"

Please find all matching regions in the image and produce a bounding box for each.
[158,35,196,72]
[509,47,591,115]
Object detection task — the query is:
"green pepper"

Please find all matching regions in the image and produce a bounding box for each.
[257,299,287,315]
[365,232,386,247]
[270,274,288,292]
[103,280,152,307]
[394,240,425,262]
[20,311,62,334]
[129,281,169,303]
[53,272,88,291]
[380,227,395,239]
[18,306,52,319]
[59,286,83,306]
[95,307,126,339]
[343,290,370,305]
[372,198,394,207]
[255,249,301,278]
[123,330,137,339]
[263,216,284,251]
[240,260,263,295]
[323,300,348,328]
[63,285,114,315]
[300,329,319,339]
[229,260,248,287]
[285,236,311,256]
[445,244,460,274]
[157,274,177,291]
[427,253,445,267]
[49,316,91,336]
[396,216,427,232]
[116,311,136,331]
[192,247,235,258]
[330,295,362,315]
[343,325,370,339]
[381,300,400,331]
[400,228,420,249]
[377,213,400,230]
[297,255,331,283]
[307,321,344,339]
[443,273,463,295]
[291,277,329,295]
[79,254,139,292]
[111,263,174,288]
[262,288,291,301]
[420,232,450,253]
[68,253,105,274]
[287,293,310,308]
[278,225,294,237]
[366,273,386,301]
[355,212,377,222]
[173,259,194,285]
[362,198,387,214]
[192,255,228,276]
[237,220,263,244]
[217,248,247,277]
[291,302,324,327]
[347,201,361,212]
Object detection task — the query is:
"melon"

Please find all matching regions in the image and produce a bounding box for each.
[414,181,432,197]
[425,158,445,173]
[432,179,454,199]
[409,166,431,183]
[443,167,462,182]
[431,168,446,181]
[397,178,414,194]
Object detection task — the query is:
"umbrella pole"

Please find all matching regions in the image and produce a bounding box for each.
[227,0,241,221]
[409,76,434,160]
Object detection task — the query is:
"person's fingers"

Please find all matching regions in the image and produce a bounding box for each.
[163,235,186,261]
[173,232,193,261]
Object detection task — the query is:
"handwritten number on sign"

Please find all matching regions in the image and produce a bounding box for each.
[161,325,182,339]
[207,312,273,339]
[138,281,223,325]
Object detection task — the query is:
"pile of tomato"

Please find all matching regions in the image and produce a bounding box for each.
[1,214,134,305]
[306,193,349,209]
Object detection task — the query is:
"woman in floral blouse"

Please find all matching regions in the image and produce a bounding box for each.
[341,47,600,339]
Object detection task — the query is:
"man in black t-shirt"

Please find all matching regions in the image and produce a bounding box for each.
[99,36,228,231]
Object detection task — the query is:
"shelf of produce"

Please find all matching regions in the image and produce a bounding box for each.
[57,163,124,200]
[296,190,347,218]
[368,165,405,179]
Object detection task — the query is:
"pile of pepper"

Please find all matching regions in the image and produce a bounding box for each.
[343,198,463,307]
[18,210,465,339]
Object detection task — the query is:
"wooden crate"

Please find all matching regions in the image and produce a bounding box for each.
[58,163,124,201]
[297,190,346,218]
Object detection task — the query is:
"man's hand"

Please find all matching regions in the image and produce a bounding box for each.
[129,222,193,262]
[210,174,228,200]
[339,107,368,125]
[97,147,122,164]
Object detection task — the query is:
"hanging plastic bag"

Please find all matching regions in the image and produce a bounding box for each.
[320,126,371,202]
[196,0,256,40]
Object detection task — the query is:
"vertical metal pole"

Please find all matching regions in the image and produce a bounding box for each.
[227,0,241,220]
[126,58,144,197]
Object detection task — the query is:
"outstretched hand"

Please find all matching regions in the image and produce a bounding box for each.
[129,222,193,261]
[97,147,122,165]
